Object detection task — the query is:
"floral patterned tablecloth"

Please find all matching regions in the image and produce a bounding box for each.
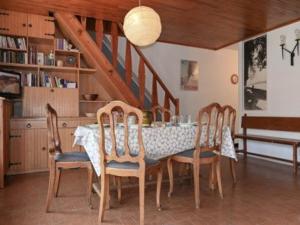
[73,124,237,176]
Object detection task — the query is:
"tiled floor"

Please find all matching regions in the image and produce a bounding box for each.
[1,157,300,225]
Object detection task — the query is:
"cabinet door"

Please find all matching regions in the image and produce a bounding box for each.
[59,128,81,152]
[9,130,25,173]
[24,129,35,172]
[49,88,79,117]
[33,129,48,170]
[0,9,27,36]
[22,87,49,117]
[27,14,55,39]
[24,128,48,172]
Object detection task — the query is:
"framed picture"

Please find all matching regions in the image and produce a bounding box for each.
[244,35,267,110]
[180,60,199,91]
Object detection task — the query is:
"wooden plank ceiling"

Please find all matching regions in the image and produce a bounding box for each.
[2,0,300,49]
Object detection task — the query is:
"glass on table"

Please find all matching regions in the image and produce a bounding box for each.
[170,115,179,125]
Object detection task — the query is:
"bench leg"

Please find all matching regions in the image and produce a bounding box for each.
[243,138,247,160]
[293,145,298,175]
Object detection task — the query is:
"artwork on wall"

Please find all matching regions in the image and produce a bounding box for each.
[244,35,267,110]
[180,60,199,90]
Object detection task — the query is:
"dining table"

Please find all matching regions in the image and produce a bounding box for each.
[73,123,237,176]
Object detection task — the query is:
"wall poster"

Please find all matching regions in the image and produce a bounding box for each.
[244,35,267,110]
[180,60,199,91]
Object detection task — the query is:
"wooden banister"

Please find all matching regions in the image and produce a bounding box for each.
[116,22,179,114]
[138,58,146,108]
[95,19,104,50]
[111,23,119,69]
[125,40,132,86]
[80,16,87,29]
[152,79,158,107]
[164,92,171,121]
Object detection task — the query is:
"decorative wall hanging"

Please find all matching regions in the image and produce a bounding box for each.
[244,35,267,110]
[280,29,300,66]
[180,60,199,91]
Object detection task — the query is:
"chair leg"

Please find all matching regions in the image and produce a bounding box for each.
[105,175,110,210]
[193,162,200,209]
[167,158,174,197]
[216,160,223,199]
[54,168,61,197]
[156,165,163,211]
[98,174,109,223]
[229,158,237,184]
[45,163,56,212]
[209,163,216,190]
[139,173,145,225]
[117,176,122,203]
[87,165,93,208]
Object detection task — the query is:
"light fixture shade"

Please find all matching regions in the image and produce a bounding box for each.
[123,6,162,47]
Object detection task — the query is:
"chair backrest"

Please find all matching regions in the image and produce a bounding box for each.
[195,103,223,151]
[46,103,62,155]
[221,105,236,137]
[97,101,146,169]
[151,105,172,122]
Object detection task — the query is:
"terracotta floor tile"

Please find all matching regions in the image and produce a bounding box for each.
[1,157,300,225]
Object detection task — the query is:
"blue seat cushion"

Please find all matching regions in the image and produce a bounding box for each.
[176,149,216,158]
[55,152,90,162]
[107,157,159,169]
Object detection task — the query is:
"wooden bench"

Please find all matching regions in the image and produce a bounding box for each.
[235,114,300,174]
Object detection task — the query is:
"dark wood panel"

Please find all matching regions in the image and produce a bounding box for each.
[241,115,300,132]
[2,0,300,49]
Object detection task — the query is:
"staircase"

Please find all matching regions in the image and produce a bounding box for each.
[54,12,179,116]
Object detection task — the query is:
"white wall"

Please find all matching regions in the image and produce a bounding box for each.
[142,43,239,119]
[118,39,239,120]
[238,21,300,161]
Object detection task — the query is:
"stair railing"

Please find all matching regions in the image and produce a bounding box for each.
[93,19,179,118]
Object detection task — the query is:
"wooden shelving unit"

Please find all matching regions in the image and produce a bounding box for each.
[0,62,96,74]
[54,49,80,55]
[0,47,27,52]
[0,9,112,176]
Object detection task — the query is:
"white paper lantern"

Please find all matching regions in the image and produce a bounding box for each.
[123,6,162,47]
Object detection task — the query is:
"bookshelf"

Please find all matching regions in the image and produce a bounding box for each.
[0,9,110,177]
[0,10,105,119]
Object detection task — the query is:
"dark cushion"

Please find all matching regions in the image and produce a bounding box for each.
[55,152,90,162]
[176,148,216,158]
[107,157,159,169]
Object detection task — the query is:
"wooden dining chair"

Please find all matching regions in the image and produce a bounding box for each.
[45,103,93,212]
[222,105,237,183]
[167,103,224,208]
[97,101,163,225]
[151,105,172,122]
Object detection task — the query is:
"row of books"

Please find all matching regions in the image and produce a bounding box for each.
[56,38,70,51]
[0,50,27,64]
[23,72,77,88]
[0,35,27,50]
[28,47,54,65]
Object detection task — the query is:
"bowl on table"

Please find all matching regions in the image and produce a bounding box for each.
[82,94,98,101]
[85,112,96,118]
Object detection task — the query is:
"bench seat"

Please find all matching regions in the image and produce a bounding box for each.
[235,134,300,146]
[235,114,300,174]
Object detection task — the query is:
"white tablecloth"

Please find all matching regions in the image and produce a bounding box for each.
[73,124,237,176]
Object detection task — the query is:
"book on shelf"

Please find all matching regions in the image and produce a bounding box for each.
[0,50,27,64]
[22,71,77,88]
[0,35,26,50]
[55,38,78,52]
